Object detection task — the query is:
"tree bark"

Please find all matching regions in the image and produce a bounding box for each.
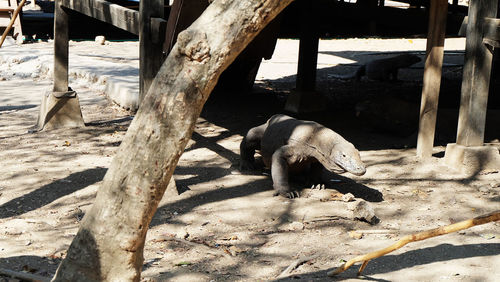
[51,0,293,281]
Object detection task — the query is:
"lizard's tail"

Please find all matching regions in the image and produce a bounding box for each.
[329,65,365,80]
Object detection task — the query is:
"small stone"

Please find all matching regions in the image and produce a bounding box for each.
[95,35,106,45]
[180,230,189,239]
[352,200,379,225]
[342,193,355,202]
[490,182,500,188]
[349,230,363,239]
[478,186,490,193]
[289,221,304,231]
[228,245,243,256]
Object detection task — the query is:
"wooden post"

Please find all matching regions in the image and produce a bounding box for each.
[36,0,85,130]
[456,0,498,146]
[295,2,318,93]
[416,0,448,158]
[53,0,69,93]
[139,0,165,104]
[284,0,326,113]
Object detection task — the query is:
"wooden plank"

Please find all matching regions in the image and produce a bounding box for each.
[456,0,499,146]
[53,0,69,92]
[459,17,500,39]
[60,0,139,35]
[416,0,448,158]
[139,0,164,103]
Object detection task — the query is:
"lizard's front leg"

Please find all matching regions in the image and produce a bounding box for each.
[271,145,299,198]
[240,123,267,171]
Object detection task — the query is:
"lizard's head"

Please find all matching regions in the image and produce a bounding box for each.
[330,143,366,176]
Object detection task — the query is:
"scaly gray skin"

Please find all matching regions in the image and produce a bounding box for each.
[332,54,421,81]
[240,114,366,198]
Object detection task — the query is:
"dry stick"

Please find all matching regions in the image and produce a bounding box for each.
[328,210,500,277]
[277,255,319,279]
[0,267,50,282]
[0,0,26,48]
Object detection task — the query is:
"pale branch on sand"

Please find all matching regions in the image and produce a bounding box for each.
[328,210,500,277]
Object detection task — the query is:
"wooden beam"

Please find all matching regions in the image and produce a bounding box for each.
[456,0,499,146]
[60,0,140,35]
[139,0,164,103]
[416,0,448,158]
[483,17,500,46]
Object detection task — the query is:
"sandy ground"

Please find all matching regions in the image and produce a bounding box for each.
[0,37,499,281]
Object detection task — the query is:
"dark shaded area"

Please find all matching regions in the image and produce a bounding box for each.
[273,243,500,281]
[0,105,37,112]
[322,172,384,202]
[85,116,134,127]
[53,228,102,281]
[206,46,500,153]
[0,255,59,280]
[0,167,107,219]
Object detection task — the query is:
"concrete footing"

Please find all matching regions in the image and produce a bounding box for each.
[444,143,500,173]
[284,90,327,113]
[105,77,140,111]
[37,91,85,131]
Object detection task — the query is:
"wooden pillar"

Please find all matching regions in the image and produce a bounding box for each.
[295,2,318,93]
[37,0,84,130]
[443,0,500,173]
[284,0,326,113]
[139,0,165,104]
[53,0,69,93]
[416,0,448,158]
[456,0,498,146]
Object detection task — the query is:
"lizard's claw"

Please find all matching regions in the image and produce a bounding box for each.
[285,191,300,198]
[274,190,300,198]
[311,184,326,190]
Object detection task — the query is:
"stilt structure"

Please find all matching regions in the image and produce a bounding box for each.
[443,0,500,172]
[37,0,85,130]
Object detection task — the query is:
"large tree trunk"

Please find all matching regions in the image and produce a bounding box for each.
[51,0,293,281]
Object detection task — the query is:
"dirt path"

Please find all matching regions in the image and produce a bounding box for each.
[0,38,499,281]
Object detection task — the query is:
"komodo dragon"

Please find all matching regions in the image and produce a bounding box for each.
[240,114,366,198]
[332,54,421,81]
